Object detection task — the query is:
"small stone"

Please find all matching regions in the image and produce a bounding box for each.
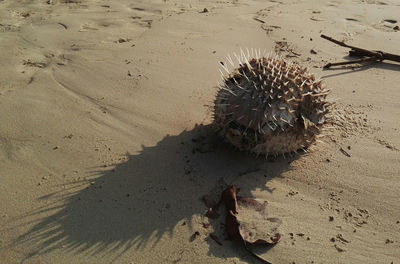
[201,8,208,13]
[329,216,334,221]
[53,146,59,150]
[394,25,399,31]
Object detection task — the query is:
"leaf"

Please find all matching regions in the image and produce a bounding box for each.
[220,186,281,245]
[236,197,281,245]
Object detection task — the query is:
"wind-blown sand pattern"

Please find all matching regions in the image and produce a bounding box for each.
[0,0,399,263]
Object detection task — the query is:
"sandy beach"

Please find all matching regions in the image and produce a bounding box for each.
[0,0,399,263]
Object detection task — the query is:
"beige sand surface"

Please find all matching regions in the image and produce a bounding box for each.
[0,0,399,263]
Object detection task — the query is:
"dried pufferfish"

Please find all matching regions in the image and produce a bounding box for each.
[213,50,330,157]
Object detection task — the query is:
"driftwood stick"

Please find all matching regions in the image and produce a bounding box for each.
[320,34,400,68]
[349,49,400,62]
[321,35,383,59]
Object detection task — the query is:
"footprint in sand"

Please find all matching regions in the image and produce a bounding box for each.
[10,10,31,18]
[383,19,397,24]
[345,18,359,22]
[128,4,162,15]
[79,23,99,31]
[60,0,82,3]
[372,19,399,32]
[23,59,47,68]
[115,38,131,44]
[376,138,399,151]
[0,23,20,32]
[130,16,153,28]
[132,7,145,11]
[364,0,388,5]
[47,0,84,5]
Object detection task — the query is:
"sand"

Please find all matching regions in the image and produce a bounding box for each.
[0,0,399,263]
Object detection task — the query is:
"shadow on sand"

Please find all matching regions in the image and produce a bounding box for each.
[9,124,296,263]
[321,57,400,79]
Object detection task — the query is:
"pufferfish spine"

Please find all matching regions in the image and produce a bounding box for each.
[213,49,330,157]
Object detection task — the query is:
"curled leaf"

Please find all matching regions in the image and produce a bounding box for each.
[237,197,281,245]
[220,186,281,245]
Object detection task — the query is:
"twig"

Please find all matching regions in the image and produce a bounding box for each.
[320,34,400,69]
[321,35,382,59]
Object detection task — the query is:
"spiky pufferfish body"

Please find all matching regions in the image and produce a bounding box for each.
[214,52,330,156]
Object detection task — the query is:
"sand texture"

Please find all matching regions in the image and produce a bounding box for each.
[0,0,399,263]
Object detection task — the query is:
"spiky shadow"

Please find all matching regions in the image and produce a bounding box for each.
[6,124,295,263]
